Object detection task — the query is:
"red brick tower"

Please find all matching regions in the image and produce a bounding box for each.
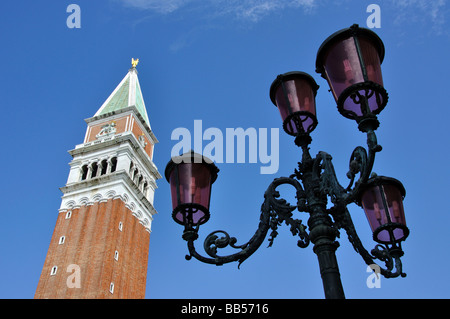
[35,60,161,299]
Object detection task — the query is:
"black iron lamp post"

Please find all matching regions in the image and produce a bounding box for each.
[165,24,409,299]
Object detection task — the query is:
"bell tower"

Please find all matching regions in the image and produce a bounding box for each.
[35,60,161,299]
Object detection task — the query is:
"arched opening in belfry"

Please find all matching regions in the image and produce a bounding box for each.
[81,165,88,180]
[101,159,108,175]
[111,157,117,173]
[91,162,98,178]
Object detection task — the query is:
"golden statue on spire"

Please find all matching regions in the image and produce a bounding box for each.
[131,58,139,68]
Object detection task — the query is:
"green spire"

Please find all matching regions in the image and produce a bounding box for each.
[94,61,150,127]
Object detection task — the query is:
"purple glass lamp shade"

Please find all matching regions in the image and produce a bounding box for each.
[359,176,408,244]
[316,24,387,121]
[270,71,319,136]
[165,151,219,227]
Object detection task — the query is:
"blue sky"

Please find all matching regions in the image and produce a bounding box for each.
[1,0,449,299]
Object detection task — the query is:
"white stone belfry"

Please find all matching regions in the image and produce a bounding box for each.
[59,63,161,232]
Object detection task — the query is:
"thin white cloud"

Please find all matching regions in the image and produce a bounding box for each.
[119,0,317,21]
[227,0,317,22]
[391,0,447,34]
[120,0,192,13]
[127,0,317,51]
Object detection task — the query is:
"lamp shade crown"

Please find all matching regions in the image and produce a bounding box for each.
[165,150,219,183]
[315,24,385,75]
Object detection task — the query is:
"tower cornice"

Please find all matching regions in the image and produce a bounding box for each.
[59,170,157,232]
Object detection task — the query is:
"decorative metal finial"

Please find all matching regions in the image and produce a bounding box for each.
[131,58,139,68]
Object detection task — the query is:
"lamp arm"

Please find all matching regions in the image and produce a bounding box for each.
[345,129,382,198]
[294,134,373,205]
[315,151,347,204]
[184,177,310,268]
[304,130,380,207]
[331,206,406,278]
[184,206,271,267]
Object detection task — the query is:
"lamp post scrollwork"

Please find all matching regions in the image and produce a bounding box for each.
[165,24,409,299]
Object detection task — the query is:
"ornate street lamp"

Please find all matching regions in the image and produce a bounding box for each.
[358,175,408,245]
[315,23,387,132]
[165,24,409,299]
[269,71,319,137]
[165,151,219,241]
